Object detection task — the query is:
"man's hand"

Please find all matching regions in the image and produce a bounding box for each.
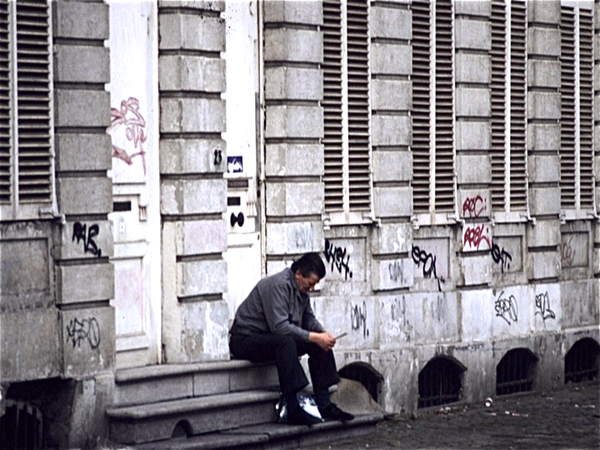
[309,331,336,351]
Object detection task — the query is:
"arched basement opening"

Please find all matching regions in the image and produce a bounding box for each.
[418,356,466,408]
[496,348,538,396]
[338,362,384,403]
[0,400,43,450]
[171,419,192,439]
[564,337,600,384]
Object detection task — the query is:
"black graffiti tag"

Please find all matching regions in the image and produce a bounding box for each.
[411,244,443,292]
[535,292,556,322]
[325,239,353,280]
[66,317,101,350]
[388,260,405,283]
[494,291,518,325]
[72,222,102,257]
[491,243,512,273]
[351,301,369,338]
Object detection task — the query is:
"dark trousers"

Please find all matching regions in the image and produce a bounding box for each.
[229,333,340,398]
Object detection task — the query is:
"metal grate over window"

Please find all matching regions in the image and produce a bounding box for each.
[496,348,537,396]
[564,338,600,384]
[0,400,43,449]
[418,357,464,408]
[338,362,383,403]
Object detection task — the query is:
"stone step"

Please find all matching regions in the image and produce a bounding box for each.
[107,390,281,445]
[132,412,385,450]
[113,360,279,407]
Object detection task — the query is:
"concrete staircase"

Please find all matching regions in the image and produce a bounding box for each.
[106,361,384,449]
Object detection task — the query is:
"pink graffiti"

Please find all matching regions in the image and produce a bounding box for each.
[464,224,491,250]
[107,97,147,174]
[463,195,487,218]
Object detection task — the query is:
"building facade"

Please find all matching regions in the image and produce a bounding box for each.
[0,0,598,446]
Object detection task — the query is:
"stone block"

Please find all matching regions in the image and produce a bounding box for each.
[54,45,109,83]
[159,138,226,174]
[459,190,490,219]
[57,262,115,304]
[372,258,413,291]
[371,222,413,255]
[372,150,412,182]
[158,0,224,10]
[265,67,322,101]
[456,53,491,84]
[529,186,560,216]
[371,79,411,111]
[177,260,227,297]
[53,1,109,40]
[265,143,324,177]
[370,6,411,40]
[492,285,532,337]
[58,220,113,260]
[455,18,491,50]
[457,154,491,185]
[460,289,494,341]
[55,133,112,172]
[161,179,226,215]
[160,98,225,133]
[159,56,225,92]
[528,123,560,151]
[528,251,561,280]
[528,91,560,120]
[455,0,491,16]
[116,374,193,407]
[491,235,523,274]
[533,283,561,332]
[456,120,491,150]
[180,300,230,360]
[264,28,322,63]
[57,177,112,215]
[174,219,227,256]
[561,231,590,269]
[371,43,411,75]
[62,306,115,378]
[264,1,322,26]
[159,14,225,52]
[595,155,600,180]
[265,105,323,139]
[462,222,492,253]
[55,89,111,128]
[1,309,61,381]
[373,186,412,218]
[266,181,323,216]
[456,87,490,118]
[528,0,561,24]
[527,218,560,248]
[528,155,560,183]
[371,114,411,146]
[266,221,323,254]
[528,59,560,88]
[413,292,460,344]
[460,254,492,286]
[323,237,366,283]
[528,27,561,57]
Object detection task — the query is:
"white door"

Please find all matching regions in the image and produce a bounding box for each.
[223,1,262,324]
[107,1,161,368]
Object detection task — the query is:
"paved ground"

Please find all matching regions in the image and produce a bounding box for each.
[317,382,600,450]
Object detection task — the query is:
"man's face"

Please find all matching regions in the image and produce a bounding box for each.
[295,271,320,294]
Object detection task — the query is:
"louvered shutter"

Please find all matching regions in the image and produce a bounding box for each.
[579,8,594,210]
[323,0,344,211]
[411,0,431,214]
[16,0,52,204]
[560,6,576,209]
[490,0,506,211]
[509,0,526,210]
[0,0,10,203]
[434,0,454,213]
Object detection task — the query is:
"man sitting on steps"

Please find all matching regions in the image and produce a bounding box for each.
[229,252,355,426]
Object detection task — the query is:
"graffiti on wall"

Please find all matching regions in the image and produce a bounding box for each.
[491,242,512,273]
[388,260,407,284]
[391,296,408,328]
[561,236,576,267]
[535,292,556,322]
[411,244,444,291]
[107,97,148,174]
[325,239,353,280]
[66,317,101,350]
[463,224,491,251]
[72,222,102,257]
[462,195,487,218]
[350,301,369,338]
[494,291,518,325]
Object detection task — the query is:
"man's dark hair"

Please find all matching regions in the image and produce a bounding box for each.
[291,252,326,279]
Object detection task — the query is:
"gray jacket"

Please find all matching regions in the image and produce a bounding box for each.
[231,268,324,342]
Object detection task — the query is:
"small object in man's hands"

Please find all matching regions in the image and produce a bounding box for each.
[334,332,347,340]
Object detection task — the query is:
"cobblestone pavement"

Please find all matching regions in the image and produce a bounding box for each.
[317,383,600,450]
